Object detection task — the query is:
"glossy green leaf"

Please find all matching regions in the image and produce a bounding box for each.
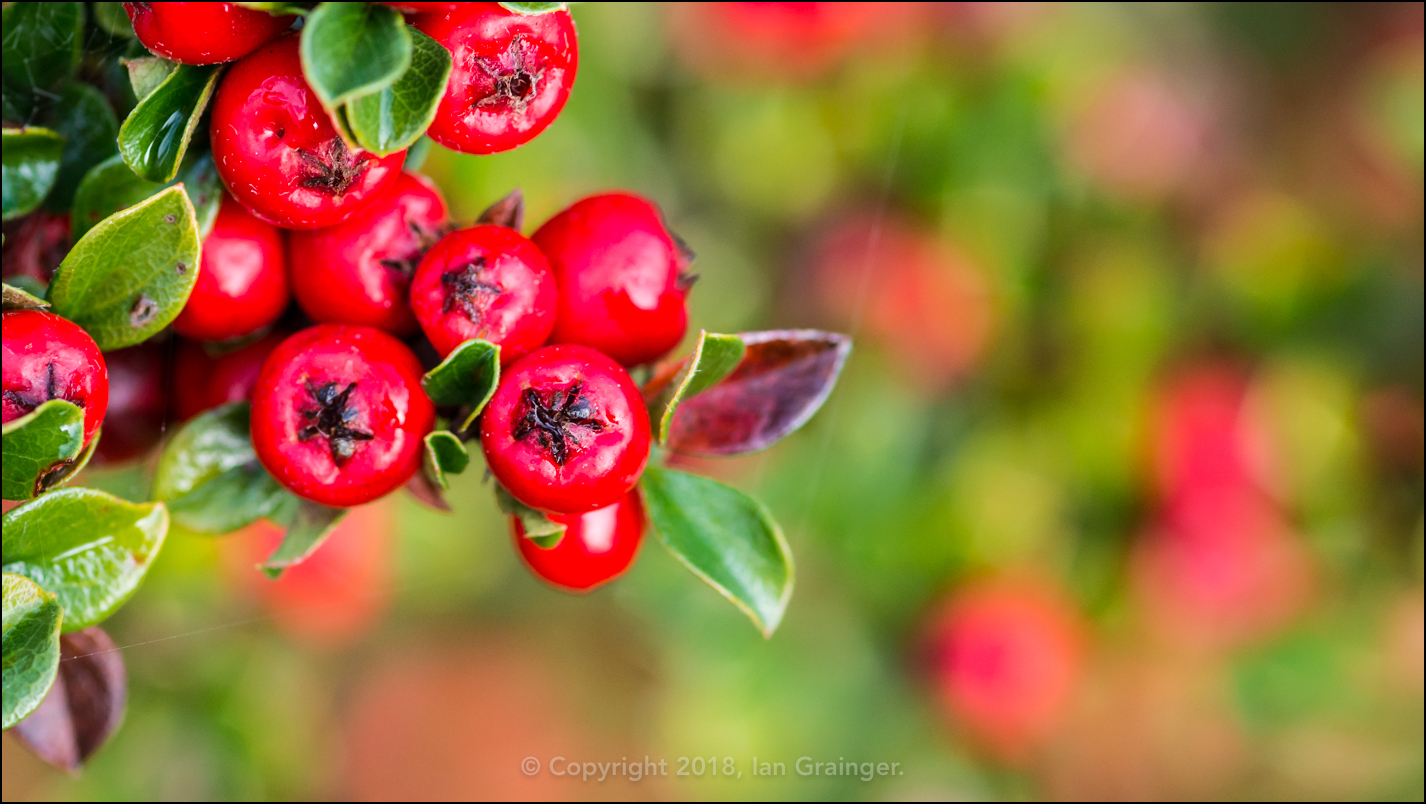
[1,2,83,92]
[2,127,65,221]
[39,82,119,211]
[121,56,175,104]
[234,2,310,15]
[260,501,348,579]
[640,467,793,637]
[71,151,221,240]
[402,136,432,172]
[1,400,85,501]
[1,488,168,632]
[422,430,469,490]
[644,330,745,444]
[300,2,410,112]
[152,403,291,535]
[346,25,451,156]
[494,484,566,549]
[421,338,500,427]
[2,283,50,311]
[91,2,134,38]
[117,63,220,183]
[1,573,62,730]
[498,2,568,14]
[47,185,200,350]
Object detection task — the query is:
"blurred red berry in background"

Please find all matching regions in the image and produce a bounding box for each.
[171,332,287,421]
[90,341,170,465]
[1,212,70,285]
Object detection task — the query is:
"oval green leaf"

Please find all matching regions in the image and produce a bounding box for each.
[346,25,451,156]
[2,127,65,221]
[421,429,469,491]
[639,467,793,637]
[1,2,83,93]
[1,399,85,501]
[235,2,310,15]
[47,185,200,350]
[260,500,348,579]
[300,2,410,112]
[121,56,176,104]
[2,573,63,730]
[498,2,568,15]
[71,152,221,242]
[152,402,291,535]
[643,330,746,444]
[421,338,500,426]
[1,489,168,632]
[117,63,221,183]
[39,82,120,212]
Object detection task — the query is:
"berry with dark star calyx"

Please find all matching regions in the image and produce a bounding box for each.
[409,224,556,362]
[210,35,406,229]
[412,3,578,155]
[481,344,650,515]
[2,310,109,452]
[251,325,434,507]
[513,490,645,592]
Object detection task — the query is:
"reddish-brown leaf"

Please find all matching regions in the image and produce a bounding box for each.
[476,188,525,231]
[12,627,126,772]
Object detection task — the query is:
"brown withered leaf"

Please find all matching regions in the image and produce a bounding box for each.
[12,627,126,772]
[476,188,525,231]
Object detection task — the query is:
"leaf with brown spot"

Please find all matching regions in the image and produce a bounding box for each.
[663,330,851,457]
[12,627,126,772]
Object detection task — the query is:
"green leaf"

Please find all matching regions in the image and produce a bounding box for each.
[234,2,310,15]
[644,331,745,444]
[1,488,168,632]
[1,400,85,501]
[421,338,500,428]
[639,467,793,637]
[152,403,291,535]
[91,2,134,38]
[260,501,347,579]
[120,56,176,104]
[39,82,119,212]
[346,25,451,156]
[1,2,83,92]
[117,63,221,183]
[47,185,200,350]
[1,573,62,730]
[422,430,469,490]
[494,484,566,549]
[300,3,410,112]
[71,151,221,240]
[2,127,65,221]
[498,2,568,15]
[402,136,432,172]
[2,282,50,311]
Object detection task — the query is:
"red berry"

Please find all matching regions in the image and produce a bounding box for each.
[532,192,692,367]
[1,211,70,285]
[210,35,406,230]
[289,173,448,336]
[171,195,289,342]
[481,345,650,514]
[172,331,286,421]
[2,310,108,449]
[512,490,645,592]
[409,224,556,362]
[124,2,295,65]
[90,342,169,465]
[412,3,578,155]
[251,325,435,507]
[382,2,461,11]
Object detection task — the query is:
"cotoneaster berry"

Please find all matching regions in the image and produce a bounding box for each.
[210,35,406,230]
[2,310,108,450]
[532,192,693,366]
[171,195,289,342]
[383,2,462,11]
[513,490,645,592]
[172,331,286,421]
[251,325,434,507]
[1,211,70,285]
[289,172,448,335]
[125,2,295,65]
[481,344,650,515]
[91,342,169,465]
[412,3,578,155]
[409,223,556,361]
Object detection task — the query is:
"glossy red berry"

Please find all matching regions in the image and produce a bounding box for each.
[532,192,693,366]
[251,325,434,507]
[2,310,108,448]
[90,343,169,465]
[171,195,288,341]
[412,3,578,154]
[289,173,448,335]
[1,211,70,284]
[409,224,556,362]
[383,2,461,11]
[211,35,406,230]
[172,332,286,421]
[481,344,650,514]
[125,2,295,65]
[512,490,645,592]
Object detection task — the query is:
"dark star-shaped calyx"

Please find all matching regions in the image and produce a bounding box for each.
[512,382,605,465]
[298,380,374,466]
[441,257,506,322]
[475,36,543,112]
[298,137,369,197]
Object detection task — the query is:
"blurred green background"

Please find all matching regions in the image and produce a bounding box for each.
[4,2,1422,800]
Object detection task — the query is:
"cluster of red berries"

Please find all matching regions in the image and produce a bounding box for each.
[3,3,683,593]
